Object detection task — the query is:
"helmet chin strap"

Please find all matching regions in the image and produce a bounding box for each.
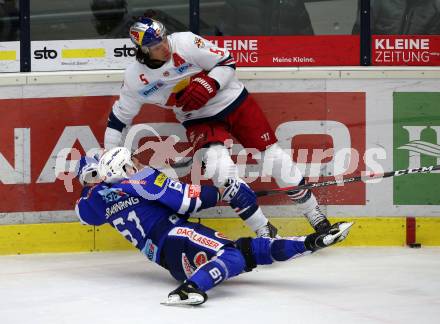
[123,163,138,177]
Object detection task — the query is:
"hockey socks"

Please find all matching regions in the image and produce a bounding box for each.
[221,178,276,236]
[263,143,330,232]
[184,237,309,293]
[283,178,331,232]
[203,144,275,236]
[238,223,354,267]
[187,247,246,292]
[174,225,353,304]
[235,237,310,270]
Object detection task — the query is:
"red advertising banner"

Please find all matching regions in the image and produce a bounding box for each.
[205,36,360,66]
[372,35,440,66]
[0,93,365,213]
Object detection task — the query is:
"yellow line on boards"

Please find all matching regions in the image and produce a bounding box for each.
[0,217,439,255]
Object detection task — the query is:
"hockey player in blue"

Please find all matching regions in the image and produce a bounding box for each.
[75,147,353,306]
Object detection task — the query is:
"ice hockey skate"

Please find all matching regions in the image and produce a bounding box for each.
[255,221,279,238]
[303,204,351,244]
[304,222,354,251]
[161,281,207,307]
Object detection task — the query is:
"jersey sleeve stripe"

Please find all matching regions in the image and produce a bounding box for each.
[107,110,127,132]
[222,58,236,65]
[216,55,236,69]
[195,197,202,213]
[177,185,192,214]
[215,258,230,279]
[187,196,197,214]
[191,197,203,215]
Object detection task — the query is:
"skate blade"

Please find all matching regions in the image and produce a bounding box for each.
[334,222,354,241]
[160,295,205,307]
[324,222,354,245]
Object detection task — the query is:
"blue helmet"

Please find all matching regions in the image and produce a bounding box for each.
[76,156,100,186]
[129,18,167,51]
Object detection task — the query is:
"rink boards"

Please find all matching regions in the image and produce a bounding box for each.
[0,217,439,254]
[0,68,439,252]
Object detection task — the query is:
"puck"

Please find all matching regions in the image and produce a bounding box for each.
[408,243,421,248]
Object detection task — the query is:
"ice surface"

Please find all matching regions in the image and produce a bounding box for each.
[0,248,439,324]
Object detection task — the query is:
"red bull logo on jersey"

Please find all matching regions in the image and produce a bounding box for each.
[194,37,205,49]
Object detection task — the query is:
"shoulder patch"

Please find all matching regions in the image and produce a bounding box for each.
[194,37,205,48]
[154,173,168,187]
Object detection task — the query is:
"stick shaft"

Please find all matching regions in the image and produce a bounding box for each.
[168,157,193,169]
[256,165,440,197]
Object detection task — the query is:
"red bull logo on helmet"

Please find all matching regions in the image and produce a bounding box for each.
[130,30,144,46]
[130,30,139,42]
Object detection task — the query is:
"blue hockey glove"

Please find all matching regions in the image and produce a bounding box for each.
[221,178,257,209]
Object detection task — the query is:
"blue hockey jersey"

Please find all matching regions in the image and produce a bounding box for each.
[75,166,219,264]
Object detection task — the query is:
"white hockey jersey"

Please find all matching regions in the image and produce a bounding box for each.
[112,32,245,127]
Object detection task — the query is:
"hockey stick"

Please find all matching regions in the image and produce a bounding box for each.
[168,157,193,169]
[255,165,440,197]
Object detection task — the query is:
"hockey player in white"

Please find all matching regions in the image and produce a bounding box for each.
[103,12,348,239]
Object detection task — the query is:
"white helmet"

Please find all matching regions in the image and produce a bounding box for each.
[98,147,137,183]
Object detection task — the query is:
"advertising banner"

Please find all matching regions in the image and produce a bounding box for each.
[205,35,360,66]
[373,35,440,66]
[7,35,440,72]
[28,36,359,72]
[393,92,440,205]
[31,39,135,71]
[0,92,365,213]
